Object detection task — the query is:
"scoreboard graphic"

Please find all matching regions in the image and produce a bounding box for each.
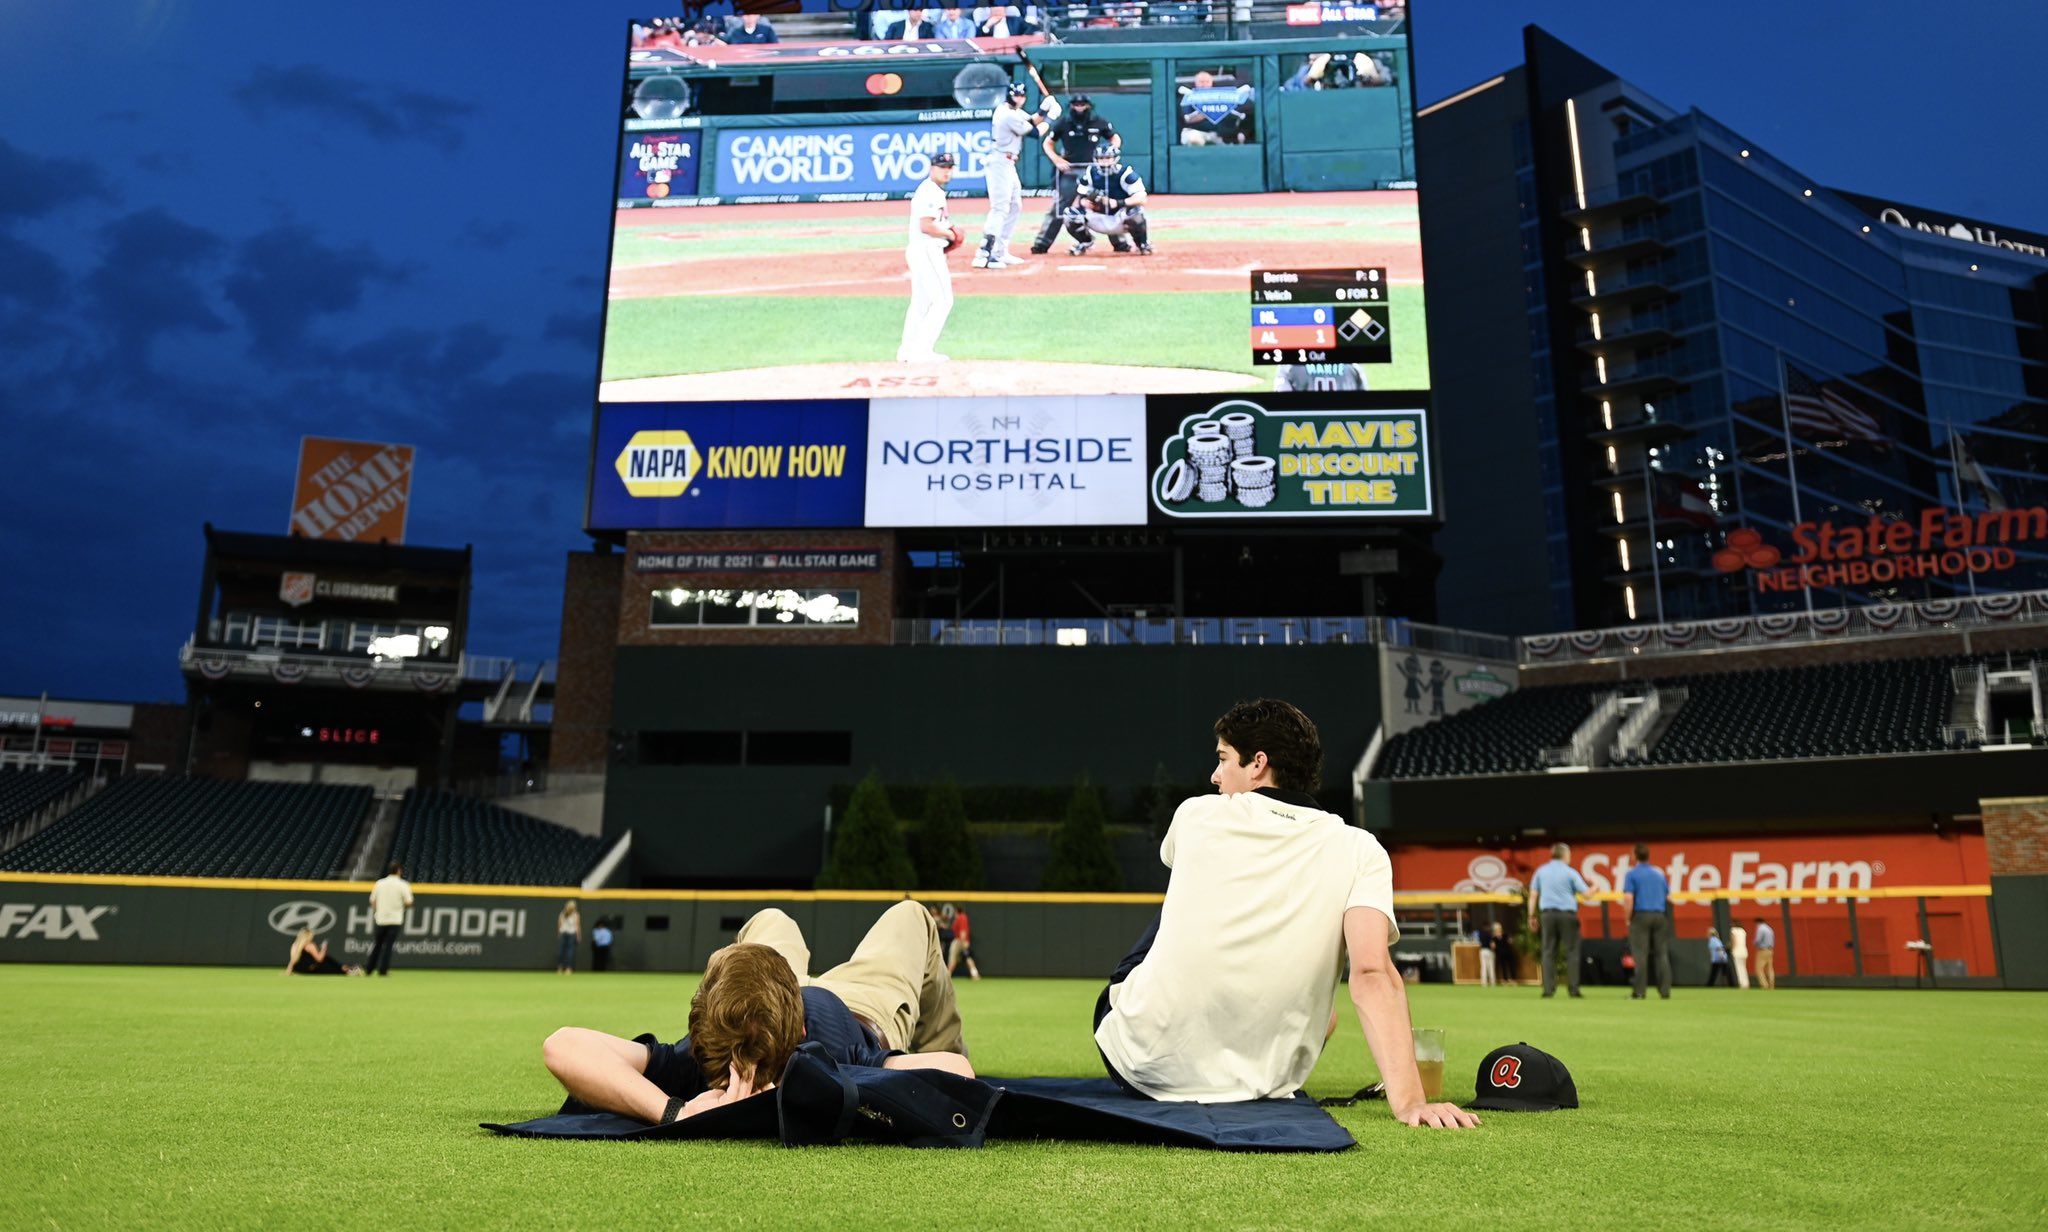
[1249,268,1392,366]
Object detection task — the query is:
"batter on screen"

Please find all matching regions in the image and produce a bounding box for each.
[899,152,961,364]
[975,82,1058,270]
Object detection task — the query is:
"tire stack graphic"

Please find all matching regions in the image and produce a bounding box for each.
[1159,408,1280,511]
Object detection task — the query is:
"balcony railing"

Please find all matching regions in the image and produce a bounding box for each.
[1521,589,2048,665]
[891,616,1516,659]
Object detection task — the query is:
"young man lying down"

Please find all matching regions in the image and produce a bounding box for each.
[543,901,973,1124]
[1093,698,1480,1129]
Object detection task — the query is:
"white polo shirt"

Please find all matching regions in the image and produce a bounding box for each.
[369,875,413,927]
[1094,788,1398,1102]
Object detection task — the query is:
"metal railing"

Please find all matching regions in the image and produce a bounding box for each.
[1522,589,2048,665]
[891,615,1517,658]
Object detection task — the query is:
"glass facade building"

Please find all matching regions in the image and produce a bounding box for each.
[1421,28,2048,633]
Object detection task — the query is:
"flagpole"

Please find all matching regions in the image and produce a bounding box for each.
[1640,465,1666,624]
[1945,423,1980,598]
[1774,348,1816,617]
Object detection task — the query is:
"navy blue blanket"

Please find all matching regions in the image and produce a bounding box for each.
[483,1044,1353,1153]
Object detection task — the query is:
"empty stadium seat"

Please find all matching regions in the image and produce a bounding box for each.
[1373,651,2003,780]
[382,789,605,886]
[0,767,89,831]
[0,777,371,878]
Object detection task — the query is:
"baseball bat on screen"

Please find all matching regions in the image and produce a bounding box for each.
[1017,48,1053,101]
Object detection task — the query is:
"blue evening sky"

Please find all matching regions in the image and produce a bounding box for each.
[3,1,2043,701]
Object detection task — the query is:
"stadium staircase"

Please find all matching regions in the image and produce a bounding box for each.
[1375,652,2048,780]
[0,777,373,878]
[381,789,608,886]
[343,794,404,881]
[0,768,100,857]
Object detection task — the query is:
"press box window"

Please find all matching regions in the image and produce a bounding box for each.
[649,588,860,628]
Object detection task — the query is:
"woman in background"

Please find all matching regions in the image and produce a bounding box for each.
[557,900,582,975]
[285,927,355,975]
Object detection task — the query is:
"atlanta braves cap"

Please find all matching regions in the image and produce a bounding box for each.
[1468,1043,1578,1112]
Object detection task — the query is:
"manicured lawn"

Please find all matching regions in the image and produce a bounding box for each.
[3,967,2042,1229]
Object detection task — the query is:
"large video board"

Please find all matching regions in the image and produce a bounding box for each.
[598,5,1429,408]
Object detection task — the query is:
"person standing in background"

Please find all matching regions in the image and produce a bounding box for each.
[1752,917,1777,990]
[1477,923,1497,986]
[1622,844,1673,1000]
[1730,923,1751,989]
[556,901,582,975]
[365,862,412,977]
[592,918,616,972]
[1526,842,1590,998]
[1707,929,1733,986]
[945,902,981,981]
[1486,920,1518,984]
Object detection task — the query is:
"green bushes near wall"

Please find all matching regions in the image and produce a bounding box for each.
[912,777,984,892]
[816,773,917,890]
[1042,779,1124,893]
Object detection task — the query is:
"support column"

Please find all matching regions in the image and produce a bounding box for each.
[1983,796,2048,989]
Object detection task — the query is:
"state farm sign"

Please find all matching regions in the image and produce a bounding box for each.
[1716,506,2042,592]
[1396,831,1986,906]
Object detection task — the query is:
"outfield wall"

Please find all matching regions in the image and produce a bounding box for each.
[0,875,1164,977]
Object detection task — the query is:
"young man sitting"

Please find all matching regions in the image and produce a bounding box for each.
[542,900,973,1124]
[1093,698,1479,1129]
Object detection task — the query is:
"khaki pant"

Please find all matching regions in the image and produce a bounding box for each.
[1754,948,1776,990]
[735,901,966,1055]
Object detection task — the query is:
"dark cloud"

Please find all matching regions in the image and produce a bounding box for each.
[0,138,99,222]
[0,233,67,312]
[221,225,407,356]
[233,65,476,146]
[466,220,520,250]
[542,310,595,346]
[81,208,230,361]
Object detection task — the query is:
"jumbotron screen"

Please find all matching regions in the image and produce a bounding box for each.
[600,4,1427,403]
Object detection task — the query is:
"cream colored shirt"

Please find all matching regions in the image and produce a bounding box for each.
[1094,789,1398,1102]
[369,875,413,927]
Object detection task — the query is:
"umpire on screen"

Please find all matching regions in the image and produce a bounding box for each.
[1030,93,1125,254]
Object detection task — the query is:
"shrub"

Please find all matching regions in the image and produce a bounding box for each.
[1041,777,1123,892]
[817,772,916,889]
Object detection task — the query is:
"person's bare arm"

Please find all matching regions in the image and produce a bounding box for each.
[1345,907,1479,1129]
[542,1027,668,1122]
[882,1051,975,1078]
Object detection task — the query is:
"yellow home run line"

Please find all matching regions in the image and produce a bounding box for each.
[0,872,1990,905]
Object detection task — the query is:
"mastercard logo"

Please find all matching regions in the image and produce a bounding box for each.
[1712,527,1781,573]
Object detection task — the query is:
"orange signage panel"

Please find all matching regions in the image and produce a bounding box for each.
[291,438,416,543]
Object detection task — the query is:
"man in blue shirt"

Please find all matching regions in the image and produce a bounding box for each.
[1622,843,1673,1000]
[1752,917,1778,990]
[1526,842,1590,998]
[1706,929,1733,986]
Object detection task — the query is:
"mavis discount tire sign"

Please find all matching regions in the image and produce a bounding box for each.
[1150,398,1431,520]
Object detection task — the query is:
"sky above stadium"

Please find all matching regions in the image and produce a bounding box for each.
[3,0,2045,701]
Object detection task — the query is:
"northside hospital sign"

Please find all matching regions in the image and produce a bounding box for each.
[1721,505,2047,592]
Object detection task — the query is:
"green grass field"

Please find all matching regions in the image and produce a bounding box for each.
[5,967,2044,1229]
[601,196,1429,388]
[602,284,1429,388]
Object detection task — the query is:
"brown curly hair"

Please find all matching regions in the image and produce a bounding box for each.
[1213,698,1323,793]
[688,943,805,1089]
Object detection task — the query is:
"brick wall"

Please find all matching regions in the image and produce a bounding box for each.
[1983,796,2048,876]
[1523,624,2048,687]
[619,529,899,649]
[552,550,624,776]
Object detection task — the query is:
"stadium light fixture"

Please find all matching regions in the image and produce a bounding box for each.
[1055,628,1088,647]
[1625,586,1637,620]
[1802,189,1813,197]
[1619,539,1631,572]
[1740,149,1750,158]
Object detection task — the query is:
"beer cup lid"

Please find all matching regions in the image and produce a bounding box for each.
[1467,1042,1578,1112]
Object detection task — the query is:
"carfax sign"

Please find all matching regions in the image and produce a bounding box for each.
[588,402,867,530]
[1149,397,1432,519]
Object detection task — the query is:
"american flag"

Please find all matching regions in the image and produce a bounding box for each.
[1782,361,1887,448]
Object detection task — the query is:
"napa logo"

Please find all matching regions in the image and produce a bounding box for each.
[617,431,703,498]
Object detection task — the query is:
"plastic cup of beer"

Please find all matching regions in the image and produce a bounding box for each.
[1412,1027,1446,1101]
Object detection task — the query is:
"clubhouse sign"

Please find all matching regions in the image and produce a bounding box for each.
[1717,505,2044,592]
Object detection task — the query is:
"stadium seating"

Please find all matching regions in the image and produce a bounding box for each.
[0,767,89,831]
[1373,681,1610,778]
[1375,653,2006,780]
[0,776,370,878]
[383,789,605,886]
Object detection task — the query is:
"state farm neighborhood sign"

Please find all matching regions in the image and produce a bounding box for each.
[1715,505,2042,592]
